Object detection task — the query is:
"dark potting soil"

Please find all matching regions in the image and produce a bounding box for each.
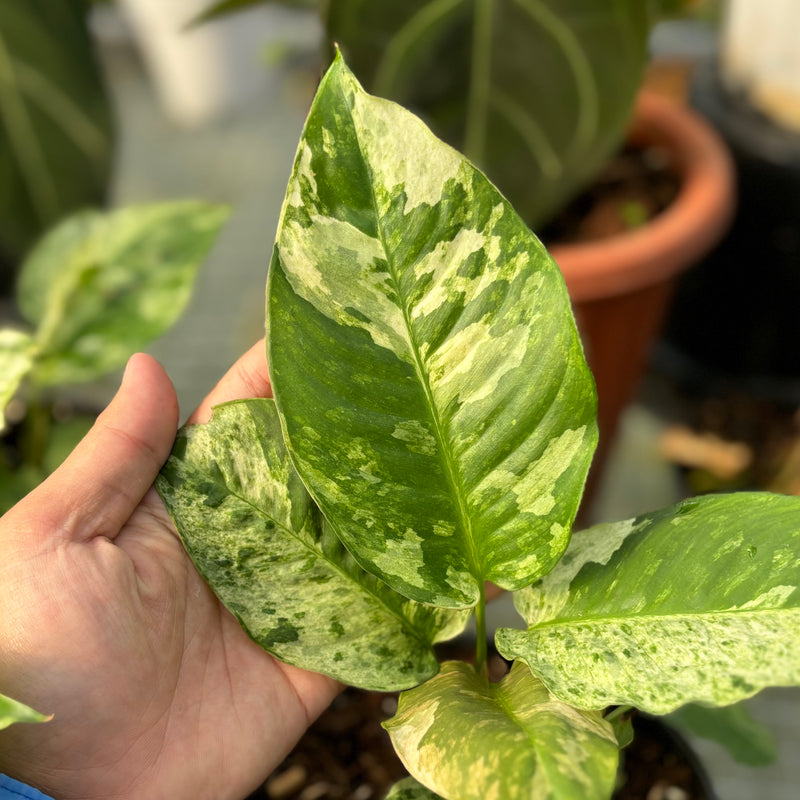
[246,651,713,800]
[539,143,680,246]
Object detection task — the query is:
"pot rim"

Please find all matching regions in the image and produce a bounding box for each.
[550,89,736,303]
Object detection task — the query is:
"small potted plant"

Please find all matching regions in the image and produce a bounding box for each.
[148,56,797,800]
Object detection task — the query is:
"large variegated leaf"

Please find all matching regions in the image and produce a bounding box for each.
[0,691,50,731]
[328,0,649,229]
[496,493,800,714]
[0,329,36,431]
[668,701,777,766]
[383,660,618,800]
[156,399,469,691]
[267,53,597,608]
[17,202,228,386]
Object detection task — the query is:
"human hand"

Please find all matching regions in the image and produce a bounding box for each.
[0,342,339,800]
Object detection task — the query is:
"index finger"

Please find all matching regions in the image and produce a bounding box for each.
[187,338,272,425]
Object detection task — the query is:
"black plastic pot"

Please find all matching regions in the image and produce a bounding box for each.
[660,60,800,403]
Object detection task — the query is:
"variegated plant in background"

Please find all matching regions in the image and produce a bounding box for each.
[156,54,800,800]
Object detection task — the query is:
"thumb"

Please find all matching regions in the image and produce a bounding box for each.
[11,354,179,543]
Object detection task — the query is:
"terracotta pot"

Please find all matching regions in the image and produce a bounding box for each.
[549,89,736,513]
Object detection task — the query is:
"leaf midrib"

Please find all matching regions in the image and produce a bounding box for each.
[337,77,482,586]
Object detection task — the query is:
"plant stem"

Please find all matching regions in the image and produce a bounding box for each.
[604,705,634,722]
[475,581,488,679]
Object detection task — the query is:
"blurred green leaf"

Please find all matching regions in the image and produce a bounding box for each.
[191,0,318,27]
[668,702,778,767]
[16,201,229,386]
[0,0,113,266]
[0,329,36,430]
[328,0,650,229]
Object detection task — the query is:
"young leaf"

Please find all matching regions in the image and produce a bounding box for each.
[668,702,777,767]
[0,329,36,430]
[385,777,444,800]
[156,398,469,691]
[383,660,619,800]
[0,691,51,731]
[496,493,800,714]
[267,53,597,608]
[16,202,228,386]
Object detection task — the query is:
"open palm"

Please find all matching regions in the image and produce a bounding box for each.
[0,343,338,800]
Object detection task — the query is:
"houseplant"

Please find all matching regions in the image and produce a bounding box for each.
[196,0,735,503]
[0,200,228,513]
[154,55,799,800]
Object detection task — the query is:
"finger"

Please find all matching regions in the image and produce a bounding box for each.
[12,354,179,543]
[186,338,271,425]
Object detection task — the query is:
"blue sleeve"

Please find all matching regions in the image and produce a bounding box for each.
[0,775,54,799]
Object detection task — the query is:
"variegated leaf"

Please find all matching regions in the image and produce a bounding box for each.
[383,660,618,800]
[17,202,228,386]
[496,493,800,714]
[0,691,51,731]
[156,398,469,691]
[267,53,597,608]
[0,329,36,431]
[385,777,444,800]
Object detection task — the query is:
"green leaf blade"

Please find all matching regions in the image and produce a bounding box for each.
[156,398,468,691]
[267,54,597,608]
[496,493,800,714]
[383,661,619,800]
[18,202,228,386]
[0,691,51,731]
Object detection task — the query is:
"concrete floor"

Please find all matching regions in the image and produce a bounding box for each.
[34,7,800,798]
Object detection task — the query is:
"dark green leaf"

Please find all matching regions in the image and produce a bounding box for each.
[328,0,649,229]
[0,329,36,429]
[190,0,318,27]
[0,0,112,263]
[668,702,777,767]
